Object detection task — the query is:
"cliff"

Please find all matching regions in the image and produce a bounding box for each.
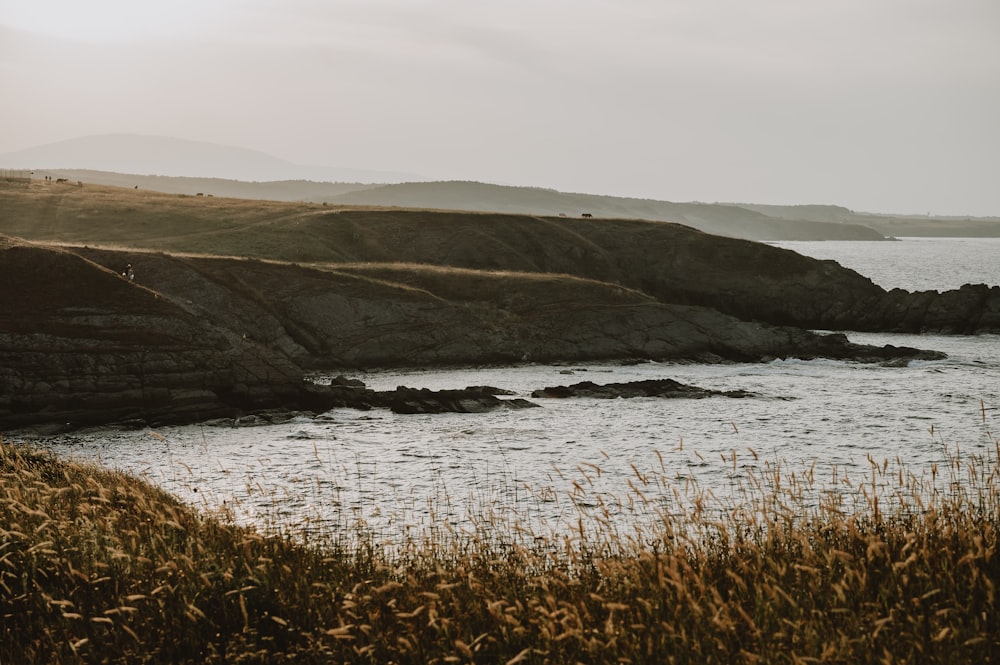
[0,239,309,430]
[2,181,996,430]
[1,236,942,431]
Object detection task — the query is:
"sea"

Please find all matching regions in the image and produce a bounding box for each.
[17,237,1000,542]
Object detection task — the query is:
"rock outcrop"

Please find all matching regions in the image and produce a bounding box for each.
[71,247,946,369]
[175,207,995,335]
[530,378,755,400]
[97,206,994,336]
[0,240,312,431]
[197,384,538,419]
[381,387,539,414]
[1,236,946,431]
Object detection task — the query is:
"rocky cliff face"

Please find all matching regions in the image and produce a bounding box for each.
[2,236,945,430]
[0,240,307,431]
[138,208,993,336]
[72,247,942,370]
[5,195,995,431]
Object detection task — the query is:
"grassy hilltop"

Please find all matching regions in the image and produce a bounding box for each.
[33,169,1000,239]
[0,179,886,326]
[3,178,997,337]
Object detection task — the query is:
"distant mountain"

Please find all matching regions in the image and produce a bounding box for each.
[0,134,422,183]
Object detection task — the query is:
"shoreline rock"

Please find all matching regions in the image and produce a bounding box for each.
[0,230,963,433]
[531,378,755,400]
[381,387,540,414]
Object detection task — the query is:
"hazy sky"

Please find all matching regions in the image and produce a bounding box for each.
[2,0,998,215]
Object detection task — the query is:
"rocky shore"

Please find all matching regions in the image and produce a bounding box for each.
[199,377,763,424]
[2,192,994,431]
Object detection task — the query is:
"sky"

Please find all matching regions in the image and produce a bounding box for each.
[1,0,998,216]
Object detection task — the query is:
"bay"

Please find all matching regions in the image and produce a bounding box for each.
[771,236,1000,291]
[21,238,1000,540]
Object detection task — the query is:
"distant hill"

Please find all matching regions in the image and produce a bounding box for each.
[23,170,999,242]
[738,203,1000,238]
[6,167,880,241]
[323,182,1000,240]
[323,181,1000,240]
[5,134,998,239]
[0,134,422,183]
[735,203,860,223]
[322,181,888,241]
[32,169,379,201]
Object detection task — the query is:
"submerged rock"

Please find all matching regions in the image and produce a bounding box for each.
[531,378,755,400]
[382,387,539,414]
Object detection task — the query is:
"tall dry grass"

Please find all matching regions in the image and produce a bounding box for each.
[1,430,997,664]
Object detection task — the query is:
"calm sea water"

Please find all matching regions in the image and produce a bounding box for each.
[20,238,1000,539]
[772,236,1000,292]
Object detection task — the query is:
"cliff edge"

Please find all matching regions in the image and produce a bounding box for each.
[0,236,942,431]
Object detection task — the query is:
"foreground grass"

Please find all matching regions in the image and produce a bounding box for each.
[1,437,997,664]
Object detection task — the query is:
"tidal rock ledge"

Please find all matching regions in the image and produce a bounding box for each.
[531,379,755,400]
[0,236,949,432]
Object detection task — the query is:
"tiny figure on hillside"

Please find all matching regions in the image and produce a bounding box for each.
[123,264,134,281]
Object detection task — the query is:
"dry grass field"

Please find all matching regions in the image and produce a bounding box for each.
[0,179,836,280]
[2,433,998,664]
[0,180,355,258]
[1,179,579,266]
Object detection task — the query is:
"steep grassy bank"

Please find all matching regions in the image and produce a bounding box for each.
[2,436,997,664]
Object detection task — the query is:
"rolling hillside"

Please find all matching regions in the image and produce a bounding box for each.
[3,179,996,335]
[6,134,998,240]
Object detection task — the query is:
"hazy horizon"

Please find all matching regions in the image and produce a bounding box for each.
[2,1,998,217]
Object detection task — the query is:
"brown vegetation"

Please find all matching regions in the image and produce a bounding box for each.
[2,433,997,663]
